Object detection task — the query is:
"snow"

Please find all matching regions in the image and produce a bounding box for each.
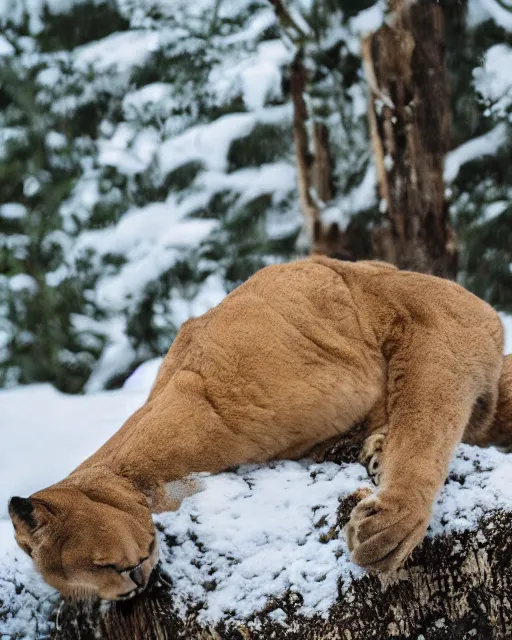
[83,322,136,394]
[0,385,144,515]
[165,273,228,329]
[0,35,15,57]
[0,383,148,638]
[65,193,220,313]
[158,105,291,177]
[0,203,27,220]
[45,130,67,150]
[59,173,101,234]
[2,328,512,635]
[157,461,369,622]
[159,115,253,176]
[2,0,512,632]
[444,124,508,183]
[122,357,163,393]
[0,127,26,160]
[198,162,296,207]
[221,9,277,46]
[478,0,512,31]
[237,40,290,111]
[98,123,160,175]
[473,44,512,118]
[0,0,107,34]
[339,164,377,215]
[349,2,385,37]
[74,31,160,75]
[501,313,512,355]
[480,200,509,224]
[0,0,299,394]
[288,5,314,38]
[122,82,175,119]
[23,176,41,198]
[9,274,38,295]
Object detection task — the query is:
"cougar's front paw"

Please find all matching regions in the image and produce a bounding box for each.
[345,491,429,572]
[359,433,386,486]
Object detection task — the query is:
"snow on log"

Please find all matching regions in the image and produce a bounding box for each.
[1,441,512,640]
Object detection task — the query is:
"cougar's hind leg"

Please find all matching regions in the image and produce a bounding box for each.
[346,330,502,573]
[495,354,512,450]
[465,354,512,451]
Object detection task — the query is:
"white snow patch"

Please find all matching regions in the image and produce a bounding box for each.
[221,9,277,45]
[9,274,38,295]
[339,163,377,215]
[0,203,27,220]
[46,130,67,150]
[444,124,508,183]
[59,173,100,233]
[123,357,164,394]
[84,318,137,394]
[75,30,160,74]
[478,0,512,31]
[501,313,512,355]
[98,123,160,175]
[0,385,146,517]
[474,44,512,118]
[168,273,228,328]
[198,162,296,207]
[0,35,15,56]
[0,127,27,160]
[23,176,41,198]
[123,82,175,119]
[480,200,509,224]
[157,461,369,622]
[0,525,55,639]
[349,2,385,36]
[37,66,61,87]
[210,40,290,111]
[187,273,227,319]
[288,5,314,37]
[158,105,291,177]
[89,199,219,311]
[240,41,290,111]
[0,0,112,34]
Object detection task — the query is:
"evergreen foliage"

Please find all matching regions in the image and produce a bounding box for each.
[0,0,511,393]
[449,11,512,312]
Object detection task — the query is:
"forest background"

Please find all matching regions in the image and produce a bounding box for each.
[0,0,511,394]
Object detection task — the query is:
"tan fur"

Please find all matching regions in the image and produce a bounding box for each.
[9,257,512,599]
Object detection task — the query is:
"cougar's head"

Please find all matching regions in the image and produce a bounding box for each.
[8,477,159,601]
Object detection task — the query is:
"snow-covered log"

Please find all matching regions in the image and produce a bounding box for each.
[2,437,512,640]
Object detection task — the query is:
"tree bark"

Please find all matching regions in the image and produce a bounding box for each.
[44,435,512,640]
[364,0,458,278]
[269,0,353,262]
[49,508,512,640]
[289,52,352,260]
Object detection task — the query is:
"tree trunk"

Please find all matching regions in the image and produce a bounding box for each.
[363,0,458,278]
[44,438,512,640]
[50,511,512,640]
[289,52,351,260]
[270,0,352,261]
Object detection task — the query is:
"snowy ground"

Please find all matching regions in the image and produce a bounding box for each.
[1,319,512,638]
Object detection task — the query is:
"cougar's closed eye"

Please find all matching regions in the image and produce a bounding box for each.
[93,557,148,573]
[93,536,156,573]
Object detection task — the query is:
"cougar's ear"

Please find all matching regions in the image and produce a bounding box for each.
[9,497,36,530]
[8,496,52,535]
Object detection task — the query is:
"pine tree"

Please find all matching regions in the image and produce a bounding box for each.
[448,9,512,312]
[0,0,301,392]
[1,0,510,393]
